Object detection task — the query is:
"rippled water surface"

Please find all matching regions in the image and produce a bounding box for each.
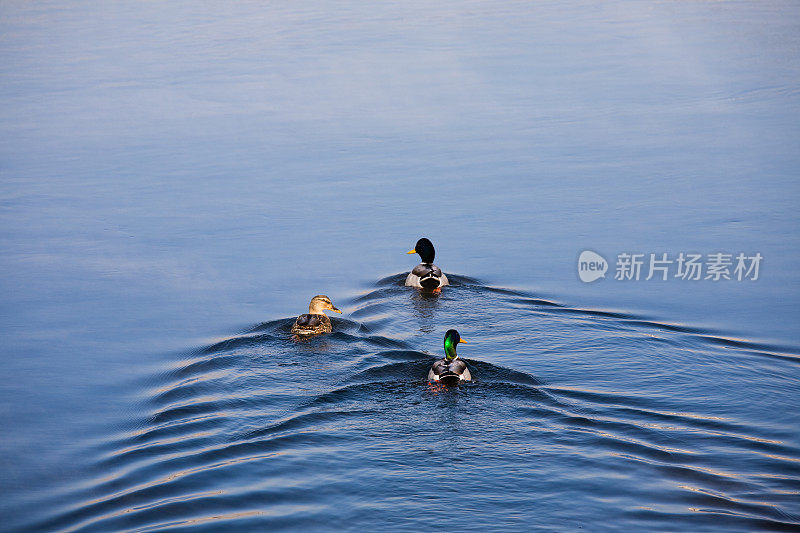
[19,276,800,531]
[2,1,799,531]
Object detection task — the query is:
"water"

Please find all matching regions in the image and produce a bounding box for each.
[1,1,799,531]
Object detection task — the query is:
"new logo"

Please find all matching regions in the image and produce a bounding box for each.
[578,250,607,283]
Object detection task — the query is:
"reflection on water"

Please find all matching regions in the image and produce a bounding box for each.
[408,290,442,333]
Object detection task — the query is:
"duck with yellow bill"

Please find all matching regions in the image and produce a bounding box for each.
[406,238,449,292]
[291,295,341,336]
[428,329,471,385]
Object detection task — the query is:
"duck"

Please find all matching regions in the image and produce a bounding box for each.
[291,295,341,336]
[406,237,449,291]
[428,329,471,385]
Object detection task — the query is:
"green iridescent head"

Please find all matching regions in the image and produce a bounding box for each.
[443,329,466,360]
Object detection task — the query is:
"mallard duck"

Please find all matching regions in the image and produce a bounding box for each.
[406,237,449,291]
[291,295,341,336]
[428,329,471,384]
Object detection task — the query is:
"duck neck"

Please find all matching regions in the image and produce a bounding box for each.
[308,302,324,314]
[444,337,458,361]
[419,251,435,264]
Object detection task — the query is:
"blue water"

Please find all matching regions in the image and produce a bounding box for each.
[1,2,799,531]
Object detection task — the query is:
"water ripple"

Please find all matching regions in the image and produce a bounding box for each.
[23,276,800,532]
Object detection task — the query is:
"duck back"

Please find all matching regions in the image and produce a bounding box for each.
[291,313,332,335]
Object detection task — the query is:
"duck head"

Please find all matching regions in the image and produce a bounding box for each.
[407,237,436,264]
[308,295,341,315]
[444,329,466,360]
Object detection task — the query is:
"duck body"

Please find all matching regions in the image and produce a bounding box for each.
[428,357,471,385]
[291,295,341,336]
[406,263,449,290]
[405,238,449,291]
[429,329,471,385]
[291,313,332,335]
